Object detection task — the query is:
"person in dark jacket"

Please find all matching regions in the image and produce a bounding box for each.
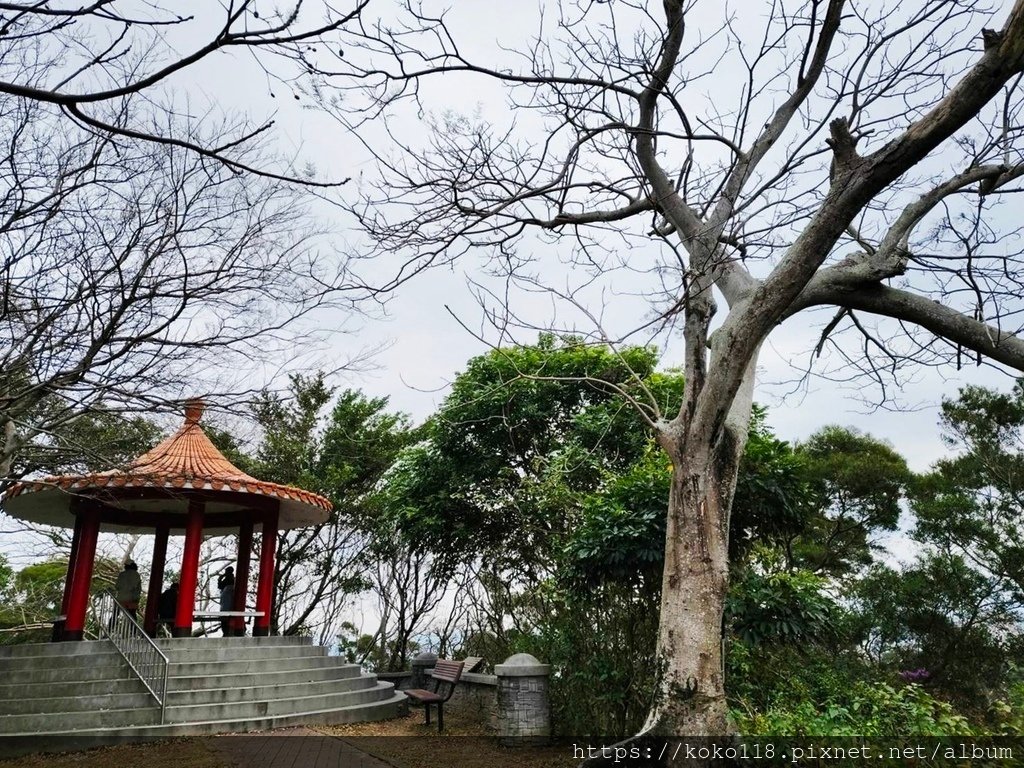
[218,567,235,636]
[157,582,178,636]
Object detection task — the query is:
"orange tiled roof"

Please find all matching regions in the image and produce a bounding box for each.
[4,401,332,513]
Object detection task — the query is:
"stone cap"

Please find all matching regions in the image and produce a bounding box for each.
[494,652,551,677]
[411,651,438,666]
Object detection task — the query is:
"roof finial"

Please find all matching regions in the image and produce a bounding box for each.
[184,398,205,425]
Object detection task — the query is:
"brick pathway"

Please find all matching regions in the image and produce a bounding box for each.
[206,728,394,768]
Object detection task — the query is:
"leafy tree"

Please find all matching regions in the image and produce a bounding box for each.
[913,382,1024,598]
[791,427,911,576]
[849,553,1022,709]
[731,409,815,562]
[726,567,836,648]
[384,335,681,577]
[0,555,119,644]
[12,406,163,480]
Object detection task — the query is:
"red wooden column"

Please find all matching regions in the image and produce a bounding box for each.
[230,521,254,636]
[54,512,85,641]
[173,500,204,637]
[143,524,170,636]
[60,513,85,618]
[63,507,101,641]
[253,507,279,637]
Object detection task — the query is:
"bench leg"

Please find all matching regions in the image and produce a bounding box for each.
[438,703,443,733]
[424,704,431,726]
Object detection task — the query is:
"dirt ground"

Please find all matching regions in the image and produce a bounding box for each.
[318,711,575,768]
[0,714,576,768]
[0,740,226,768]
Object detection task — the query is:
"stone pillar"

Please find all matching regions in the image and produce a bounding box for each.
[410,651,438,690]
[495,653,551,746]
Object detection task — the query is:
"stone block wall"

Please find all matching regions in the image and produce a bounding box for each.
[437,671,498,729]
[494,653,551,746]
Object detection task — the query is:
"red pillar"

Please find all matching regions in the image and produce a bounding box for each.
[143,524,169,636]
[231,521,254,636]
[63,507,100,641]
[174,500,204,637]
[253,508,279,637]
[54,513,85,641]
[60,513,85,617]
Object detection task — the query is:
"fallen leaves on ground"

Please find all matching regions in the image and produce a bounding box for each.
[0,739,226,768]
[317,712,575,768]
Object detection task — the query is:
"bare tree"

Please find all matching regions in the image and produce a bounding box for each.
[317,0,1024,747]
[364,533,448,671]
[0,96,351,490]
[0,0,367,183]
[272,514,367,642]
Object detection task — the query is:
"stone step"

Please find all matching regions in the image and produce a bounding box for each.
[0,689,155,716]
[0,650,125,672]
[0,679,394,734]
[153,635,313,650]
[0,703,162,733]
[165,675,376,706]
[0,677,147,702]
[166,663,362,692]
[0,640,114,659]
[0,693,408,757]
[0,659,131,686]
[160,644,327,664]
[164,681,396,724]
[165,655,351,678]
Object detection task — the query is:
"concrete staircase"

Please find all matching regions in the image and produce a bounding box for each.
[0,636,406,756]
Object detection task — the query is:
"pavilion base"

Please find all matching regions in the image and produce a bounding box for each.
[172,627,191,638]
[253,626,269,637]
[0,636,406,757]
[61,629,83,642]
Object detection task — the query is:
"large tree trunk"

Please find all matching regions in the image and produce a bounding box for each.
[645,453,735,737]
[651,358,757,764]
[581,360,756,766]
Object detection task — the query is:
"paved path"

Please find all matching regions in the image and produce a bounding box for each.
[206,727,393,768]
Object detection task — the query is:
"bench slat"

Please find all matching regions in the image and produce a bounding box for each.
[432,659,465,683]
[405,688,444,703]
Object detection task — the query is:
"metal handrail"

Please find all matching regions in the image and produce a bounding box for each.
[91,590,170,724]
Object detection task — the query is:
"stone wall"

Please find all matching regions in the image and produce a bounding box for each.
[435,671,498,730]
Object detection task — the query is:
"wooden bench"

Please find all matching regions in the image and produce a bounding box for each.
[403,659,465,732]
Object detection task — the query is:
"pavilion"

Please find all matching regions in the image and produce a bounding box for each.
[2,400,332,640]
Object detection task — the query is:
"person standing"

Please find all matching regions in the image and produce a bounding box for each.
[115,561,142,620]
[218,566,235,636]
[157,581,179,636]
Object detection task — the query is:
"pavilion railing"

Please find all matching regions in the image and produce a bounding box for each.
[91,590,170,724]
